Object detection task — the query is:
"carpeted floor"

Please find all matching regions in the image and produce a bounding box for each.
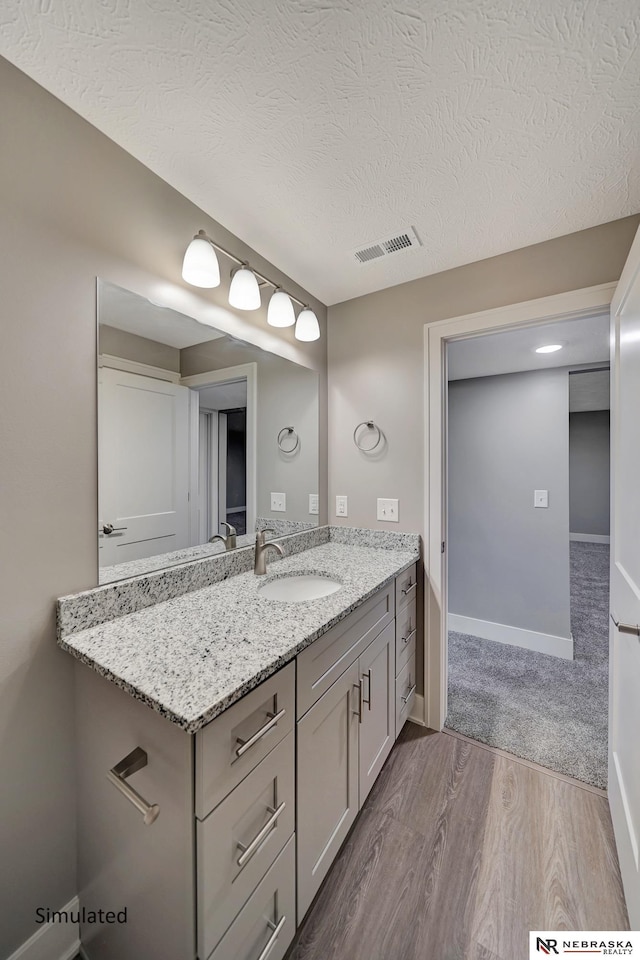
[446,541,609,789]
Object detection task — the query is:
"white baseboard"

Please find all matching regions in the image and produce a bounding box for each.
[570,532,610,544]
[7,896,80,960]
[448,613,573,660]
[409,693,426,726]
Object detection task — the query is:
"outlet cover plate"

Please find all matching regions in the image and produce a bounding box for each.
[335,495,348,518]
[377,498,399,522]
[271,492,286,512]
[534,489,549,508]
[309,494,319,515]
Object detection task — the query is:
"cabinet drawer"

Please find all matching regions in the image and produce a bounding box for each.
[297,583,394,719]
[195,662,295,819]
[207,835,296,960]
[395,563,417,612]
[197,732,295,959]
[395,653,417,737]
[395,598,417,676]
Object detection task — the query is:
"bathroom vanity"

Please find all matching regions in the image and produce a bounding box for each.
[59,528,420,960]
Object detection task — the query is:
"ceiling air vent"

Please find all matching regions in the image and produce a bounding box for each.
[353,227,422,264]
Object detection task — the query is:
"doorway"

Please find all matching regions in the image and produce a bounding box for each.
[443,318,610,787]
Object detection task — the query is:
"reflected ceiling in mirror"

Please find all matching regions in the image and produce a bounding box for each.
[98,280,319,585]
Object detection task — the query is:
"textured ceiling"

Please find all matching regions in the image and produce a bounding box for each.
[1,0,639,304]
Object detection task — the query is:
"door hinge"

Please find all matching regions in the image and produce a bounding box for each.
[441,541,445,554]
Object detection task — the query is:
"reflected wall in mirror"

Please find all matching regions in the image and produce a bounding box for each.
[98,280,319,584]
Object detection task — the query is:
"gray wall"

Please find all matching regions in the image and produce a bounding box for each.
[182,338,320,525]
[448,370,571,639]
[99,324,181,372]
[569,411,611,536]
[327,215,638,694]
[0,56,326,958]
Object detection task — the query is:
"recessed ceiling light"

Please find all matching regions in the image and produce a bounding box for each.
[535,344,563,354]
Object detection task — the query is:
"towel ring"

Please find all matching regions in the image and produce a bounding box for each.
[277,426,300,453]
[353,420,382,452]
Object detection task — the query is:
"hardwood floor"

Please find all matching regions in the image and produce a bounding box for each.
[287,724,629,960]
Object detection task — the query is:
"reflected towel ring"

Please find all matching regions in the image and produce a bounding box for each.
[277,426,300,453]
[353,420,383,452]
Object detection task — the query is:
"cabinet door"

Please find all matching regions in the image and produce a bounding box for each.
[297,661,360,920]
[358,621,395,806]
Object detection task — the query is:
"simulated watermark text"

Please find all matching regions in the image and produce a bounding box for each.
[36,906,127,925]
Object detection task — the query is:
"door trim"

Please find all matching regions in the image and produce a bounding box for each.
[423,281,616,731]
[182,363,257,537]
[98,353,181,383]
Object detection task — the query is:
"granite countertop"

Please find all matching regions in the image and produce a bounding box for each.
[60,541,418,733]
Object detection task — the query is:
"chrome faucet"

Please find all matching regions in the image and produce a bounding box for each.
[209,522,237,550]
[254,529,285,575]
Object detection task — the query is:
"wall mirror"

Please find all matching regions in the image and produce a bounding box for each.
[97,279,319,584]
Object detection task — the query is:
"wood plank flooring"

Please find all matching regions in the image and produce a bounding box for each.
[287,724,629,960]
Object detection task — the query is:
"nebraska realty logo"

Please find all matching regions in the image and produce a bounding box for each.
[530,932,639,957]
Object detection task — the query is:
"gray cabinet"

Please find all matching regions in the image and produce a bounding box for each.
[358,621,395,805]
[296,660,360,919]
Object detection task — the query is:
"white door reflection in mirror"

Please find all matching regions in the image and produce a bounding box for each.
[98,367,190,566]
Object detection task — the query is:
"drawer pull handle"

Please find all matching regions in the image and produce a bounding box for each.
[401,580,415,596]
[354,681,363,723]
[401,683,417,705]
[236,801,286,868]
[107,747,160,826]
[401,627,417,645]
[236,707,286,758]
[258,914,287,960]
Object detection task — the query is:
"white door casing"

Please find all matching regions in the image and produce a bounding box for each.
[609,225,640,928]
[424,282,616,731]
[98,367,190,565]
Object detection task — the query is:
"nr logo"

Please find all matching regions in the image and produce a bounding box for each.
[536,939,559,955]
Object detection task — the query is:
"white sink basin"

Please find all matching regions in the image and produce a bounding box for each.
[258,574,342,602]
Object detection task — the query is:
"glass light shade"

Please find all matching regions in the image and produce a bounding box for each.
[228,266,261,310]
[295,308,320,342]
[182,234,220,288]
[267,289,296,327]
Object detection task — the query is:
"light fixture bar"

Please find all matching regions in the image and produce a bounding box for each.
[196,230,307,308]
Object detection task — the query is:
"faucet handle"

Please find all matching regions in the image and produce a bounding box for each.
[221,521,237,537]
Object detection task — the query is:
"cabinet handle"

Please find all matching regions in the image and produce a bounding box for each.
[401,580,414,596]
[401,683,417,705]
[236,707,286,758]
[107,747,160,826]
[401,627,416,645]
[353,681,363,723]
[257,914,287,960]
[236,801,286,868]
[362,669,372,710]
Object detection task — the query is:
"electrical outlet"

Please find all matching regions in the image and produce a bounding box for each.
[270,492,286,512]
[335,495,348,518]
[377,498,399,522]
[534,489,549,508]
[309,494,319,515]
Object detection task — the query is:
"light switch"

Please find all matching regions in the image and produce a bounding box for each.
[377,498,399,522]
[271,492,286,512]
[336,495,348,518]
[534,490,549,508]
[309,494,319,515]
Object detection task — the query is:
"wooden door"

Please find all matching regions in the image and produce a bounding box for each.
[609,224,640,928]
[358,622,395,806]
[296,661,360,920]
[99,367,190,565]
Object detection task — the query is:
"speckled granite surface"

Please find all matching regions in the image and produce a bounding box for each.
[59,525,329,638]
[98,534,256,585]
[59,542,418,733]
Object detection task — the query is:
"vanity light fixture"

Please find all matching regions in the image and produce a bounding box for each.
[182,228,319,337]
[182,230,221,288]
[535,344,563,354]
[295,307,320,342]
[228,264,261,311]
[267,288,296,328]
